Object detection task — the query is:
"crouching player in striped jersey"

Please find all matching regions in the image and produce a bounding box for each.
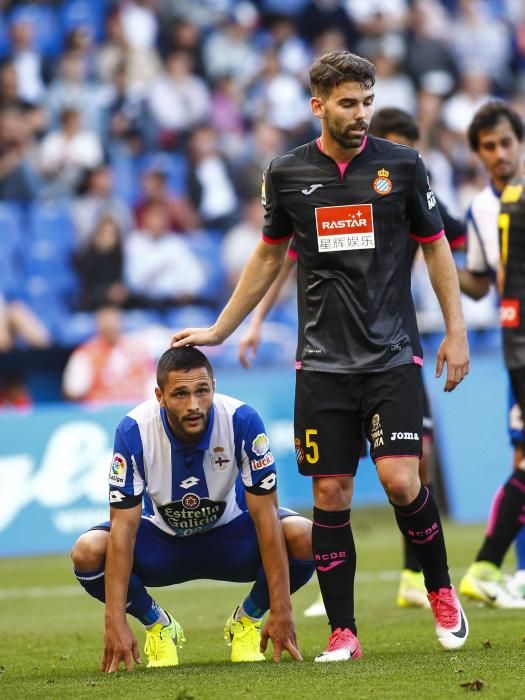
[71,347,314,672]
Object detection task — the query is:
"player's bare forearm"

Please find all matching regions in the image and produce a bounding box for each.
[456,268,491,300]
[239,255,296,367]
[102,505,141,672]
[252,255,296,325]
[172,240,288,348]
[245,491,301,662]
[422,237,470,391]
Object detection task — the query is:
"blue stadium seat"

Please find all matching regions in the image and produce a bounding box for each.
[9,4,62,56]
[185,230,227,306]
[163,305,217,330]
[29,200,76,253]
[24,275,67,338]
[0,203,23,256]
[61,0,108,43]
[138,152,189,196]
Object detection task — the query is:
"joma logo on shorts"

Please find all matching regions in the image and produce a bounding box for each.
[391,432,420,441]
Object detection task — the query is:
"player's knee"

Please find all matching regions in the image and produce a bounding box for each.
[282,516,312,560]
[313,476,352,510]
[381,472,419,504]
[71,530,108,571]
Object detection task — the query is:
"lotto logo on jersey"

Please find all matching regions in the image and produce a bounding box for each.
[109,453,127,485]
[315,204,375,252]
[500,298,520,328]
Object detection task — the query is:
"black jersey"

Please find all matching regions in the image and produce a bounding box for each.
[262,136,444,373]
[499,179,525,370]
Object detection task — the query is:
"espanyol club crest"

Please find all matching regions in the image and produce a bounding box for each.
[294,438,305,464]
[373,168,392,195]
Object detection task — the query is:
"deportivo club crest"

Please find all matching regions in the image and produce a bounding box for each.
[373,168,392,195]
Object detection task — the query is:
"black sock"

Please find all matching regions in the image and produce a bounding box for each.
[312,507,356,634]
[392,485,450,592]
[402,483,433,573]
[477,469,525,567]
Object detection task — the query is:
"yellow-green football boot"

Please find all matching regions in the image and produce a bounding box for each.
[144,613,185,668]
[459,561,525,608]
[396,569,431,608]
[224,608,265,662]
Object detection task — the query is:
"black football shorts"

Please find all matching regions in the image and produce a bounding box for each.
[294,363,424,477]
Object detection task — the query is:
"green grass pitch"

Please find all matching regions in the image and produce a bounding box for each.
[1,508,524,699]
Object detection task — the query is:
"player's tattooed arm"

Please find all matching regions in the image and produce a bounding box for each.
[101,503,142,673]
[245,490,302,662]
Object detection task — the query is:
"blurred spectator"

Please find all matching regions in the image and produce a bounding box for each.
[158,16,205,76]
[187,125,239,232]
[46,50,104,133]
[97,7,160,90]
[449,0,514,93]
[148,49,210,146]
[297,0,358,47]
[72,165,133,245]
[96,8,128,84]
[0,292,51,352]
[0,107,39,202]
[104,62,151,150]
[236,121,286,199]
[264,13,310,79]
[404,0,459,99]
[442,70,494,136]
[344,0,409,39]
[134,167,200,233]
[120,0,159,52]
[245,48,310,139]
[366,38,416,114]
[222,196,264,290]
[73,215,128,312]
[9,17,45,105]
[202,3,260,87]
[62,305,154,404]
[39,107,103,195]
[0,370,32,409]
[210,74,246,159]
[124,202,206,308]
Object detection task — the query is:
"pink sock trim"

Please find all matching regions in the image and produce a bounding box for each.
[313,520,351,528]
[510,477,525,495]
[395,487,430,517]
[486,487,504,537]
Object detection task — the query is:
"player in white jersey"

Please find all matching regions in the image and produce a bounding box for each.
[456,101,525,607]
[71,347,314,672]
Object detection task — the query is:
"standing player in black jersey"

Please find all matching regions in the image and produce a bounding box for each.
[172,51,470,660]
[237,107,467,617]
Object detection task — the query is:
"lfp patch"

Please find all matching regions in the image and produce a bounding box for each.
[315,203,374,252]
[109,453,127,485]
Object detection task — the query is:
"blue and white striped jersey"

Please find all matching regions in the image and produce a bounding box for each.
[108,393,277,537]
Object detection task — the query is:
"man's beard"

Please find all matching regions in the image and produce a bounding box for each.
[326,115,367,149]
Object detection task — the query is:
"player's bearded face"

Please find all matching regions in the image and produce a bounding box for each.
[157,368,214,442]
[321,83,374,150]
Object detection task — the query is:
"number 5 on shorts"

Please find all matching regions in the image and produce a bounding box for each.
[305,428,319,464]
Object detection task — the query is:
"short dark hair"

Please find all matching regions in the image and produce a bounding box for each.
[369,107,419,143]
[467,100,524,151]
[310,51,375,98]
[157,347,213,388]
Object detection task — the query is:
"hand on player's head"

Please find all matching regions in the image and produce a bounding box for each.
[171,326,222,348]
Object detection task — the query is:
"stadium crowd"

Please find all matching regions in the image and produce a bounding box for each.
[1,0,525,404]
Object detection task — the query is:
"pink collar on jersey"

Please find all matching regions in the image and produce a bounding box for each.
[316,135,368,177]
